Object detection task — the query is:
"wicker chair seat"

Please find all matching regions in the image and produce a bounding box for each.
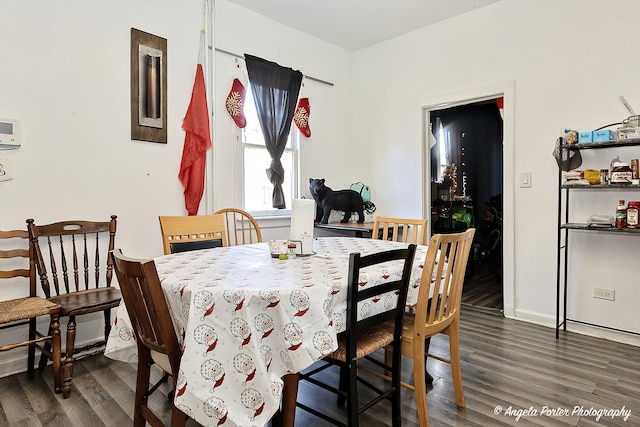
[329,325,395,362]
[0,297,59,324]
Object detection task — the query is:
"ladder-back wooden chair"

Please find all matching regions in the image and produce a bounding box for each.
[294,245,417,427]
[111,249,187,427]
[214,208,262,246]
[0,229,61,391]
[159,214,227,255]
[379,228,475,427]
[372,216,428,245]
[26,216,121,398]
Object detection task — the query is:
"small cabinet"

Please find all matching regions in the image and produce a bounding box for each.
[556,138,640,338]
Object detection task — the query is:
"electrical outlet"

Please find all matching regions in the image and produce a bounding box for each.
[593,288,615,301]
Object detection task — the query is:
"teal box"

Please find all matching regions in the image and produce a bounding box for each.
[593,130,618,142]
[578,131,593,143]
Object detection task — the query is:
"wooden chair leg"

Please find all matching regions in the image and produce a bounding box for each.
[171,406,187,427]
[449,321,465,408]
[61,316,77,399]
[50,313,62,395]
[38,326,52,372]
[424,337,433,385]
[337,366,347,406]
[347,362,358,427]
[413,338,429,427]
[28,318,37,372]
[134,352,152,427]
[384,346,392,376]
[280,373,299,427]
[103,309,112,342]
[390,343,402,427]
[169,375,187,427]
[170,406,187,427]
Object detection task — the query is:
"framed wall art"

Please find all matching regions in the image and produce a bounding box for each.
[131,28,167,143]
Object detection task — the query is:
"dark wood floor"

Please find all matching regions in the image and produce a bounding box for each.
[0,305,638,426]
[461,260,503,311]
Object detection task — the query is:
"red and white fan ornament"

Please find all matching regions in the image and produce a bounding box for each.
[293,82,311,138]
[225,61,247,128]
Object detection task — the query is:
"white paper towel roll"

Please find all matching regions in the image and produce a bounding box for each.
[290,198,315,255]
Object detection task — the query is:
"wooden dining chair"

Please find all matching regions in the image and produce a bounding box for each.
[26,216,121,399]
[0,229,62,391]
[111,249,187,427]
[295,244,417,427]
[376,228,475,427]
[372,216,428,245]
[214,208,262,246]
[158,214,227,255]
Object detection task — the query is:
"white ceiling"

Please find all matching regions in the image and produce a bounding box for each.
[225,0,503,51]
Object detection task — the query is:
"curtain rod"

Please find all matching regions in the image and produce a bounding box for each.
[214,47,334,87]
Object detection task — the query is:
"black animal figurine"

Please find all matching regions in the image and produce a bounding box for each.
[309,178,365,224]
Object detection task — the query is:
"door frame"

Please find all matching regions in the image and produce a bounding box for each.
[418,81,515,317]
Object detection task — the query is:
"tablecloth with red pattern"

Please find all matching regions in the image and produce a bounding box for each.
[106,237,433,427]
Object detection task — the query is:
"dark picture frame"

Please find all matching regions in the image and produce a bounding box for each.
[131,28,167,143]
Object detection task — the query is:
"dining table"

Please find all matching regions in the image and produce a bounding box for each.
[105,236,433,427]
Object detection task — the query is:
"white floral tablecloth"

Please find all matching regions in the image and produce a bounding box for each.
[105,237,430,427]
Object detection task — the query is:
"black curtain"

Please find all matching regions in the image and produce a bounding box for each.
[245,54,303,209]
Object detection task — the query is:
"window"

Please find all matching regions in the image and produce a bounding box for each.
[241,85,299,214]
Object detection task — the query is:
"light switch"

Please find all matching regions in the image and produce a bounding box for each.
[0,158,12,182]
[520,172,531,188]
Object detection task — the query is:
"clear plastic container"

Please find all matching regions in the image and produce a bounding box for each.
[609,155,621,182]
[287,243,297,259]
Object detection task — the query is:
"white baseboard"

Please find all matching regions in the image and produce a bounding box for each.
[0,353,31,379]
[0,308,117,377]
[510,308,640,347]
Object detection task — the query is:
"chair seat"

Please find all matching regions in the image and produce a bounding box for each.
[328,325,395,362]
[48,287,122,317]
[151,350,172,373]
[0,297,59,323]
[392,311,456,346]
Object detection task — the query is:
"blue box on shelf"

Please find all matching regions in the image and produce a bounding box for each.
[593,129,618,142]
[578,131,593,143]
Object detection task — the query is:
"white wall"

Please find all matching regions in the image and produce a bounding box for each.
[0,0,354,374]
[2,0,206,256]
[352,0,640,345]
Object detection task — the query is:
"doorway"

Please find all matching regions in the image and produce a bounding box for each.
[429,100,503,310]
[419,81,515,317]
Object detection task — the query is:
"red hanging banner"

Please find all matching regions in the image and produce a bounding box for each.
[178,32,212,215]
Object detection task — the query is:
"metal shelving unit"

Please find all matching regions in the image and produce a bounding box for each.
[556,138,640,339]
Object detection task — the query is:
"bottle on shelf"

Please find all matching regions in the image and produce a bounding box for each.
[627,201,640,229]
[600,169,609,185]
[615,199,627,228]
[609,155,621,185]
